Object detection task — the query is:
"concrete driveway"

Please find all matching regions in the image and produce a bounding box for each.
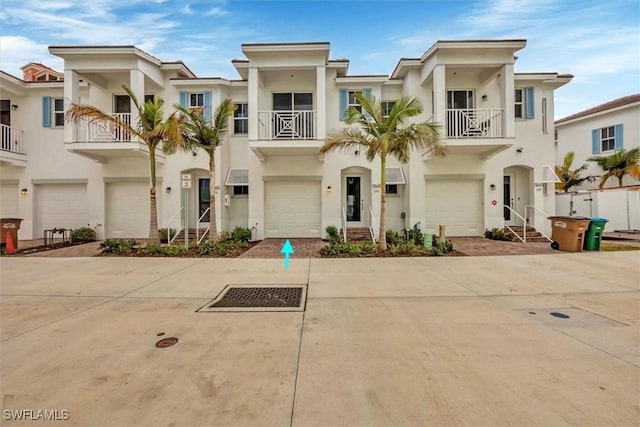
[1,253,638,426]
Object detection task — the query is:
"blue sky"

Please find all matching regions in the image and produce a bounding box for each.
[1,0,638,118]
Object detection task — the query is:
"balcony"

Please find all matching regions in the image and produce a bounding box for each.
[0,124,26,167]
[251,110,321,160]
[66,113,163,163]
[441,109,512,158]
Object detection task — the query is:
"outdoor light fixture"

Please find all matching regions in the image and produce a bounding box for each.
[482,95,488,101]
[165,186,172,194]
[11,104,18,110]
[20,188,28,196]
[516,147,523,153]
[490,184,496,191]
[326,186,332,193]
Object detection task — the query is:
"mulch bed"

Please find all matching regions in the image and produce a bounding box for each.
[1,240,95,256]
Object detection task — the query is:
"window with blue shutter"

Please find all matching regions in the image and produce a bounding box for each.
[362,88,372,120]
[614,123,623,150]
[203,91,212,121]
[179,91,188,108]
[42,96,51,127]
[591,129,600,154]
[525,87,534,119]
[339,89,347,121]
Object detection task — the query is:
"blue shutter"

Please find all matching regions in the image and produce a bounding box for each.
[362,88,372,120]
[203,91,212,121]
[339,89,347,121]
[525,87,534,119]
[42,96,51,127]
[591,129,600,154]
[179,91,188,108]
[614,124,623,150]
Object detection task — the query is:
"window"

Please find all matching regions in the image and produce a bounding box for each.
[189,93,204,109]
[144,94,155,104]
[541,98,548,133]
[514,89,524,119]
[601,126,615,152]
[347,90,363,113]
[233,185,249,196]
[385,184,398,195]
[233,103,248,135]
[36,75,46,81]
[53,98,65,126]
[382,101,395,117]
[515,87,535,119]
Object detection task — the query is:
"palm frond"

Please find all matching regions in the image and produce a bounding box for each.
[320,129,376,155]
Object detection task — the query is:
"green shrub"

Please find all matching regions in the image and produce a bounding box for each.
[100,239,136,254]
[158,228,176,243]
[197,240,236,256]
[430,239,454,256]
[385,229,403,245]
[388,240,421,256]
[484,228,512,241]
[144,243,164,255]
[163,245,188,256]
[326,225,340,243]
[406,223,424,246]
[71,226,96,242]
[231,226,252,243]
[320,241,377,256]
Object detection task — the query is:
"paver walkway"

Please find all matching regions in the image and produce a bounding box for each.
[240,238,326,258]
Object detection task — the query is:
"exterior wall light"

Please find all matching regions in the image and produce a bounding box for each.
[490,184,496,191]
[20,188,28,196]
[326,186,332,193]
[11,104,18,110]
[165,186,172,194]
[481,95,488,102]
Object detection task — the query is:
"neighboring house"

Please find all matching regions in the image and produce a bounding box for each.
[555,94,640,190]
[20,62,64,82]
[0,39,571,241]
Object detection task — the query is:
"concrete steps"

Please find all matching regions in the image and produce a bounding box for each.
[341,227,373,242]
[171,228,209,244]
[507,226,550,243]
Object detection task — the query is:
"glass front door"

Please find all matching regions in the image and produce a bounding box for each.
[198,178,210,223]
[346,176,361,222]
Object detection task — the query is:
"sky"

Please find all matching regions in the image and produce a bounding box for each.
[0,0,638,119]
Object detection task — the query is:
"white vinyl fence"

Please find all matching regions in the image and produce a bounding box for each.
[556,188,640,232]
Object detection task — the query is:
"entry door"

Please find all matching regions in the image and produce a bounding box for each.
[114,95,131,140]
[503,175,515,225]
[446,90,474,138]
[346,176,361,223]
[1,100,10,151]
[198,178,210,223]
[272,92,313,139]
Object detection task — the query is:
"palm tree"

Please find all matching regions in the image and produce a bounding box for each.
[66,86,184,243]
[554,151,596,192]
[588,148,640,189]
[173,99,237,241]
[320,93,445,251]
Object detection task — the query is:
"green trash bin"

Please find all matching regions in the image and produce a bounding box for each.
[423,233,433,249]
[583,217,608,251]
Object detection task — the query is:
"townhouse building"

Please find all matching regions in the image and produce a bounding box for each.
[0,39,571,242]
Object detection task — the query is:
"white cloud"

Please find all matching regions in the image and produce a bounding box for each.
[205,7,228,17]
[0,36,63,77]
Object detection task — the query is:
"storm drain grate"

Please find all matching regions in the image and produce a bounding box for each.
[198,285,307,312]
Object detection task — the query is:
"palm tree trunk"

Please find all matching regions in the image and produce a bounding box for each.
[148,149,160,243]
[378,156,387,251]
[208,150,218,242]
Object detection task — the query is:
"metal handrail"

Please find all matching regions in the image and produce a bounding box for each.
[341,206,347,242]
[524,205,552,242]
[503,205,526,243]
[196,207,211,245]
[368,206,376,243]
[167,208,184,245]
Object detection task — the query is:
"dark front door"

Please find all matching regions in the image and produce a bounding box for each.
[0,100,10,151]
[503,175,512,221]
[199,178,210,222]
[346,176,361,222]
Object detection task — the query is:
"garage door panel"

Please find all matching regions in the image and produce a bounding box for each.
[37,184,89,235]
[108,183,151,238]
[426,180,482,236]
[265,182,321,238]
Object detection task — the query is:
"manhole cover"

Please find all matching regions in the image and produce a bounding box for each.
[550,312,570,319]
[198,285,307,312]
[156,337,179,348]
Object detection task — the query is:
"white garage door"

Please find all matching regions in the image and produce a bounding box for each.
[0,185,19,217]
[107,182,151,238]
[425,180,483,236]
[36,184,89,235]
[265,181,321,238]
